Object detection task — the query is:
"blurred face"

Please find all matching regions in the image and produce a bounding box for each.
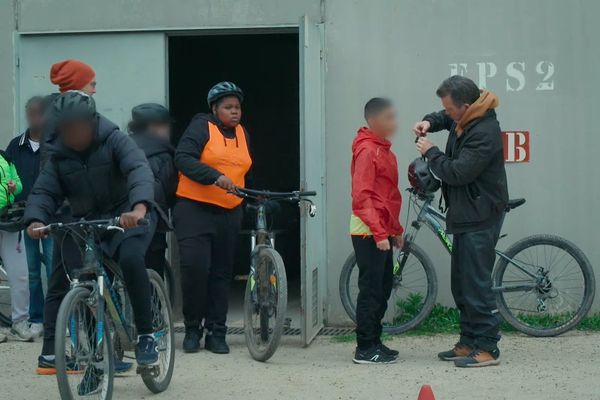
[212,96,242,128]
[146,122,171,139]
[26,102,44,133]
[441,95,469,122]
[59,119,94,152]
[81,77,97,96]
[367,106,398,138]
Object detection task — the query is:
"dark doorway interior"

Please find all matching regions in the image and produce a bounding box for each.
[168,32,301,325]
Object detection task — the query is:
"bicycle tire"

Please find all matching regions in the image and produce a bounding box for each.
[141,269,175,393]
[339,242,438,335]
[244,247,287,362]
[55,286,114,400]
[493,234,595,337]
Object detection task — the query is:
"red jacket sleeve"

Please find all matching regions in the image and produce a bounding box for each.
[352,149,388,242]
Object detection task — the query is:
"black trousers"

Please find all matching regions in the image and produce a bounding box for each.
[145,232,167,278]
[173,199,242,336]
[42,230,155,355]
[352,235,393,350]
[451,217,504,351]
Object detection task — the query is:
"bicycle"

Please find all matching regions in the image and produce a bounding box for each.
[37,217,175,399]
[232,187,317,361]
[339,188,595,337]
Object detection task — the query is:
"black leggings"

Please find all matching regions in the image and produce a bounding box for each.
[145,232,167,278]
[173,199,242,336]
[42,231,154,355]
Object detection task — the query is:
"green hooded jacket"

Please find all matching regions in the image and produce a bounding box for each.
[0,151,23,209]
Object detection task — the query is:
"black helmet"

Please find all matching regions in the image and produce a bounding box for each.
[408,158,441,194]
[51,90,96,122]
[207,81,244,107]
[0,202,26,233]
[131,103,171,125]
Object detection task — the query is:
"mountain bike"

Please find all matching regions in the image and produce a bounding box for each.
[339,189,595,337]
[37,218,175,399]
[232,187,316,361]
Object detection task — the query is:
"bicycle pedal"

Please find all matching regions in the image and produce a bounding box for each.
[136,365,160,377]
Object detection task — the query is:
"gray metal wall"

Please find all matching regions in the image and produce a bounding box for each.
[1,0,598,324]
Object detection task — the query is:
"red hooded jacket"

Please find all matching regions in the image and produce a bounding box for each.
[351,127,403,242]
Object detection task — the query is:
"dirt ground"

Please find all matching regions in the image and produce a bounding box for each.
[1,332,599,400]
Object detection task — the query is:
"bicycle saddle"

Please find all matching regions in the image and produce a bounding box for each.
[505,198,526,211]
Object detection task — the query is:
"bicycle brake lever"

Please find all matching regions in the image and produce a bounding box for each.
[107,225,125,232]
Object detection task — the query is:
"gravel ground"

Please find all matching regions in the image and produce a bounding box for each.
[1,332,599,400]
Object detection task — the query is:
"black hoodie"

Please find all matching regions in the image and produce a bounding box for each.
[25,114,155,224]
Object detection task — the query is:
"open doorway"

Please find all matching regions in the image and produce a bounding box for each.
[168,32,301,328]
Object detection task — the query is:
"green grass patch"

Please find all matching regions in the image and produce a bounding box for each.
[334,293,600,341]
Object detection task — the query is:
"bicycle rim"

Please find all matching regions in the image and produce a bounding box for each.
[494,235,595,336]
[141,269,175,393]
[55,286,114,400]
[244,247,287,362]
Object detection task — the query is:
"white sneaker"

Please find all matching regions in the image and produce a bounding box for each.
[9,320,34,342]
[29,322,44,338]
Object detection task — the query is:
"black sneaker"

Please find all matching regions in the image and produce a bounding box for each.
[183,328,202,353]
[135,334,159,366]
[438,342,473,361]
[352,346,397,365]
[204,334,230,354]
[36,355,80,375]
[454,348,501,368]
[378,343,399,357]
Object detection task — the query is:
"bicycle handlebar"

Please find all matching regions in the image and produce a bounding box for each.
[34,217,149,233]
[231,187,317,200]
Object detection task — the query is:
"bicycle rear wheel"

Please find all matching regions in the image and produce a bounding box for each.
[339,242,437,335]
[140,269,175,393]
[493,234,595,337]
[55,286,114,400]
[244,247,287,362]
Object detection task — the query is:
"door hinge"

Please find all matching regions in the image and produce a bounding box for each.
[15,57,20,68]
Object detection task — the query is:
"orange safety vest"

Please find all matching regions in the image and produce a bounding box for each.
[176,121,252,209]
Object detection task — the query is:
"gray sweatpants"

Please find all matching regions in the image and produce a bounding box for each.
[1,231,30,323]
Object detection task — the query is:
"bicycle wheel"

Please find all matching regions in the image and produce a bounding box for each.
[493,234,595,337]
[244,247,287,362]
[141,269,175,393]
[339,242,438,334]
[55,286,114,400]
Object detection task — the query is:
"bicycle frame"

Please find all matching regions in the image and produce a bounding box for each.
[403,191,539,287]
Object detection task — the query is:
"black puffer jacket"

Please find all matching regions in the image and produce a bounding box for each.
[25,114,155,224]
[423,109,509,234]
[131,132,177,231]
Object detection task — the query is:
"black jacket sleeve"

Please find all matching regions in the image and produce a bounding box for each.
[423,110,454,132]
[174,118,222,185]
[425,129,502,187]
[109,131,155,209]
[24,159,65,224]
[151,153,177,209]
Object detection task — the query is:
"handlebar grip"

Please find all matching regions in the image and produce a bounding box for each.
[137,218,150,226]
[298,191,317,196]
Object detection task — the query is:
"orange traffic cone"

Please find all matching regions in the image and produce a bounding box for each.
[417,384,435,400]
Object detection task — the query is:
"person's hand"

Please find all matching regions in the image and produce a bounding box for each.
[7,180,16,194]
[392,235,404,249]
[120,203,147,229]
[412,120,431,137]
[27,222,48,239]
[416,137,435,155]
[376,239,391,251]
[215,175,236,191]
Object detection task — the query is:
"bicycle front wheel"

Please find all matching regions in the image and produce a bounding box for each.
[493,234,595,337]
[339,242,438,335]
[55,286,114,400]
[141,269,175,393]
[244,247,287,362]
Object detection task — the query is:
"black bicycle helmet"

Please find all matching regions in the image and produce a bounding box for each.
[51,90,96,123]
[131,103,171,125]
[207,81,244,108]
[408,158,441,194]
[0,202,26,233]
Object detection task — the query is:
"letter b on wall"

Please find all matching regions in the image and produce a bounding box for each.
[503,131,530,162]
